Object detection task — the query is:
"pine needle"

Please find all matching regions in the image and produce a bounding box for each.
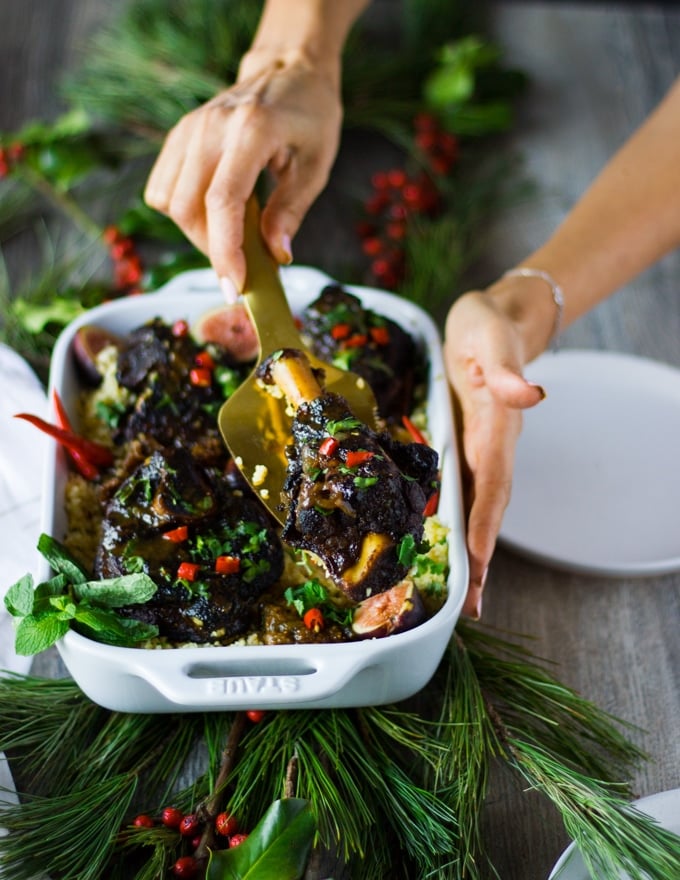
[0,773,137,880]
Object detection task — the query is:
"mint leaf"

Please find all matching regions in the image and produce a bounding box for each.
[37,534,89,584]
[4,574,35,617]
[74,573,157,608]
[14,613,70,656]
[92,617,159,646]
[74,608,158,646]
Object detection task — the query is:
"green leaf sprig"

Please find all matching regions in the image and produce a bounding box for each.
[4,533,159,655]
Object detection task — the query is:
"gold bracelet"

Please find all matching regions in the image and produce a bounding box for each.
[503,267,564,350]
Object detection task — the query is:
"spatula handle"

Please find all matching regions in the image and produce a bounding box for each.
[242,196,303,362]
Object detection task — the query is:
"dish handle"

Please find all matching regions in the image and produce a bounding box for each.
[134,650,372,708]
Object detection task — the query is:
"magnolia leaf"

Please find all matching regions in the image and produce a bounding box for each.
[74,573,158,607]
[3,574,35,618]
[14,613,70,656]
[207,799,315,880]
[37,533,89,584]
[10,297,86,334]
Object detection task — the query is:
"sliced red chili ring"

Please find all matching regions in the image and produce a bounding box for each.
[177,561,200,582]
[345,449,374,468]
[303,607,325,632]
[423,489,440,517]
[318,436,339,457]
[343,333,368,349]
[194,351,215,370]
[330,322,351,340]
[163,525,189,543]
[401,414,428,446]
[189,367,212,387]
[369,325,390,345]
[215,555,240,575]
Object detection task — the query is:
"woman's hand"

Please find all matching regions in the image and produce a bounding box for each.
[144,48,343,296]
[444,289,548,618]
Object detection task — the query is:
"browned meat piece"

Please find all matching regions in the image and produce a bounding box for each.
[260,349,439,602]
[300,285,426,422]
[114,318,248,455]
[96,448,284,643]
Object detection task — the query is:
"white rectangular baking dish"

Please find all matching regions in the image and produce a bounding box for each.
[43,266,468,712]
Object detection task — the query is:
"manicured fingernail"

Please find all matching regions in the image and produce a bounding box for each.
[529,382,546,400]
[220,276,238,304]
[281,234,293,265]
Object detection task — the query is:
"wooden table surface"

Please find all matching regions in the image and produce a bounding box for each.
[2,3,679,879]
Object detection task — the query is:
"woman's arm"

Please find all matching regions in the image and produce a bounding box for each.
[445,76,680,616]
[144,0,370,298]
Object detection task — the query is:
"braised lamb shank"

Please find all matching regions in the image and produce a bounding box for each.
[259,349,439,602]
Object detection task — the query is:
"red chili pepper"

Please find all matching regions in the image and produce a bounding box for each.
[343,333,368,349]
[423,489,440,518]
[194,351,215,370]
[401,414,428,446]
[52,390,104,479]
[369,325,390,346]
[15,408,113,480]
[345,449,374,468]
[163,525,189,543]
[303,607,325,633]
[189,367,212,387]
[215,555,240,575]
[330,322,351,341]
[177,561,200,582]
[318,436,339,457]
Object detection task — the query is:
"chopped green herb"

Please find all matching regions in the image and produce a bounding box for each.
[326,416,362,436]
[95,399,128,429]
[353,475,379,489]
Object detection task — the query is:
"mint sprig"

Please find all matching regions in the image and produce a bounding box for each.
[4,534,159,656]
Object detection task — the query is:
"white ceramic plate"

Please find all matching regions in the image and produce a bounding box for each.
[499,350,680,576]
[547,788,680,879]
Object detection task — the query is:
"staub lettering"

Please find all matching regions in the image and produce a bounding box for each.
[206,676,300,696]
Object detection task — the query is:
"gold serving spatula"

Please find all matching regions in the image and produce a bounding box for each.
[218,197,378,524]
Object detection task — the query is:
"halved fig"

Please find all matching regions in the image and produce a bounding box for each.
[193,302,258,363]
[351,579,426,639]
[72,325,122,385]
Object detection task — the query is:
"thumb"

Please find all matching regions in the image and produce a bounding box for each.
[482,362,546,409]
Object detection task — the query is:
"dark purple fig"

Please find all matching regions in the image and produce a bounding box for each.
[351,579,426,639]
[72,324,122,385]
[193,302,258,363]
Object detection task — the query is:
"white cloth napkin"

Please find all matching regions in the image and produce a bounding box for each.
[0,343,48,816]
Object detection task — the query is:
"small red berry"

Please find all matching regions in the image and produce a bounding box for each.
[6,142,25,162]
[172,856,199,878]
[215,811,238,837]
[364,192,389,215]
[102,225,121,245]
[415,130,438,152]
[229,832,249,847]
[414,112,438,132]
[190,834,203,850]
[161,806,184,828]
[132,814,155,828]
[387,168,407,189]
[370,171,389,190]
[194,351,215,370]
[246,709,266,723]
[361,236,383,257]
[179,814,200,837]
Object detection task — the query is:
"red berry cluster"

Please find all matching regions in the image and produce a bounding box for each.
[129,805,248,878]
[0,142,25,179]
[103,225,144,293]
[413,112,459,176]
[356,113,459,291]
